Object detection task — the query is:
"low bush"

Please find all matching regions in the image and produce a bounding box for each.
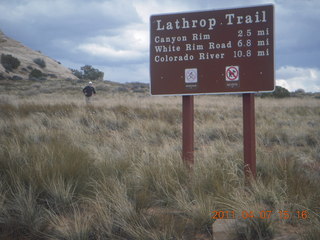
[260,86,290,98]
[29,69,44,80]
[33,58,46,68]
[0,73,5,80]
[11,75,23,81]
[1,54,20,71]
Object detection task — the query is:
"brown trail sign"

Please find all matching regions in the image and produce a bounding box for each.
[150,5,274,179]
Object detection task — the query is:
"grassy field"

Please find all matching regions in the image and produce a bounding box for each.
[0,86,319,239]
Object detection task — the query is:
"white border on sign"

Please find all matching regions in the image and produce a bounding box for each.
[225,66,240,81]
[150,4,275,96]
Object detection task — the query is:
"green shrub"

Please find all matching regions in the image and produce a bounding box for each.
[260,86,290,98]
[1,54,20,71]
[11,75,23,81]
[0,73,5,80]
[116,86,129,92]
[70,68,83,79]
[71,65,104,80]
[29,69,44,79]
[33,58,46,68]
[274,86,290,98]
[0,182,49,239]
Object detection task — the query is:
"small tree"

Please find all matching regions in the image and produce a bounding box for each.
[70,69,83,79]
[1,54,20,71]
[273,86,290,98]
[81,65,104,80]
[260,86,290,98]
[71,65,104,80]
[295,88,305,94]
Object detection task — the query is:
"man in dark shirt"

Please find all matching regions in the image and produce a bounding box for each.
[82,81,96,104]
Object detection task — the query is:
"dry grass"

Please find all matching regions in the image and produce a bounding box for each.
[0,90,319,239]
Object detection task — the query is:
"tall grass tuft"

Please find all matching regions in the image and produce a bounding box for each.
[216,181,281,240]
[300,217,320,240]
[0,179,48,239]
[46,206,94,240]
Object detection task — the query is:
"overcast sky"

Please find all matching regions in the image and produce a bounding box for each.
[0,0,319,92]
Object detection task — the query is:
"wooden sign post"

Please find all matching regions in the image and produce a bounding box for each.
[243,93,257,179]
[182,95,194,168]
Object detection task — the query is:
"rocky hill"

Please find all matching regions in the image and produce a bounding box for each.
[0,30,77,81]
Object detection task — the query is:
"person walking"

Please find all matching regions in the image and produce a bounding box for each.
[82,81,96,104]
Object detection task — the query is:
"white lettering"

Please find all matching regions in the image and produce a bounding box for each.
[245,15,253,24]
[199,52,225,60]
[237,16,243,24]
[257,38,269,47]
[185,43,204,51]
[255,11,260,23]
[262,10,267,22]
[225,13,235,25]
[154,35,187,44]
[208,18,216,30]
[208,41,232,49]
[225,11,267,25]
[255,11,266,23]
[154,45,181,53]
[257,48,269,57]
[154,53,194,62]
[192,33,210,41]
[156,20,164,30]
[257,28,269,36]
[182,18,190,29]
[155,17,216,31]
[175,19,180,29]
[199,19,206,27]
[192,19,198,28]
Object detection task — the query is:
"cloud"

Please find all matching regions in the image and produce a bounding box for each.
[97,63,149,83]
[76,26,148,64]
[0,0,141,57]
[275,0,320,68]
[0,0,319,88]
[276,66,320,92]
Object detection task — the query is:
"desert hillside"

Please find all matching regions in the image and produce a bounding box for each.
[0,30,77,81]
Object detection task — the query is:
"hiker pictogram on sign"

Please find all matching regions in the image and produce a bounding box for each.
[226,66,239,81]
[185,68,198,83]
